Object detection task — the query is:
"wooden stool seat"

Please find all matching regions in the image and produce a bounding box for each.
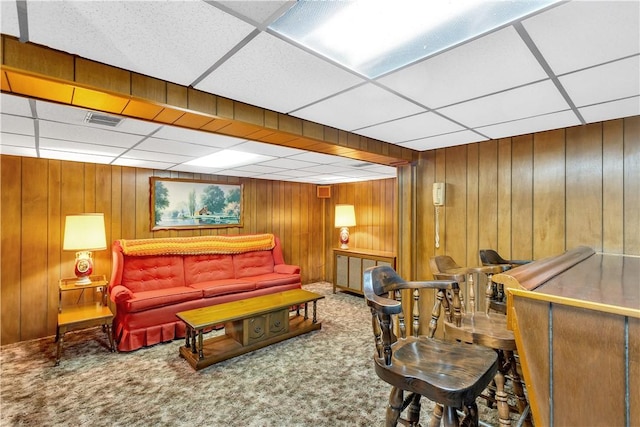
[377,337,499,410]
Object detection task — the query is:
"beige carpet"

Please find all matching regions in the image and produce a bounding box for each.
[0,282,508,426]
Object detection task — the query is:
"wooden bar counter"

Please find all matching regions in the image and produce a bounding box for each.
[492,246,639,427]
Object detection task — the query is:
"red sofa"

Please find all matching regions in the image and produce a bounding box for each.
[108,234,301,351]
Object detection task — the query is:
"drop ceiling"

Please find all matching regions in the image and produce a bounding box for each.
[1,0,639,184]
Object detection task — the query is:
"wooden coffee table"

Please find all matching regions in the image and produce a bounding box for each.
[176,289,324,371]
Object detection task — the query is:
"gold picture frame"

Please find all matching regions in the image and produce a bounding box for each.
[150,177,243,230]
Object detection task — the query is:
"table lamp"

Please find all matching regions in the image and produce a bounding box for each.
[63,213,107,285]
[334,204,356,249]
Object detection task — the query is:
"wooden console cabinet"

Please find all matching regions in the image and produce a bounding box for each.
[333,248,396,295]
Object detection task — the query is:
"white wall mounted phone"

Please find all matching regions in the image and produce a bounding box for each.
[433,183,445,248]
[433,182,445,206]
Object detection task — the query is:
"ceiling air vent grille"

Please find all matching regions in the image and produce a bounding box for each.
[351,162,373,168]
[84,112,123,127]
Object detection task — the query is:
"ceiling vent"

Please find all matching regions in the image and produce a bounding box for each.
[351,162,374,168]
[84,112,123,127]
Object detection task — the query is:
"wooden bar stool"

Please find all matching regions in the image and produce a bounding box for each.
[363,265,499,427]
[430,257,532,427]
[478,250,532,313]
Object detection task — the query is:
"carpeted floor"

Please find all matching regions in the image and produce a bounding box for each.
[0,282,506,426]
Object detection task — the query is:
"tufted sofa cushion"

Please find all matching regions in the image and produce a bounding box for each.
[124,286,202,313]
[121,255,185,293]
[189,279,256,298]
[183,254,234,284]
[233,251,275,278]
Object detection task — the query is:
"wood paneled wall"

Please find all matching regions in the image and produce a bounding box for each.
[2,116,638,345]
[323,180,398,279]
[398,116,640,282]
[0,156,397,345]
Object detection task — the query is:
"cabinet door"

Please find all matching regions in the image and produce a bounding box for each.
[336,255,348,287]
[348,257,362,291]
[376,260,392,268]
[362,258,377,273]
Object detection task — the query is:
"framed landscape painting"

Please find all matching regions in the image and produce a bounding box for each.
[150,177,243,230]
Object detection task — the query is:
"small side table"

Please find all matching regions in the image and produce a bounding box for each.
[56,275,115,366]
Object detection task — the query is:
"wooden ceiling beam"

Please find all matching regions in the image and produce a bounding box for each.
[1,35,417,167]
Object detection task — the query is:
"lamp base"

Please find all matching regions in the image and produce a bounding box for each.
[74,276,93,286]
[339,226,350,250]
[74,251,94,285]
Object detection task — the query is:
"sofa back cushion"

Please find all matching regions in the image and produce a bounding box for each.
[121,255,185,293]
[233,250,275,278]
[183,254,235,285]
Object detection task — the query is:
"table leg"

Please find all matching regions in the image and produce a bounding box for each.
[55,327,64,366]
[304,302,308,320]
[104,323,116,352]
[312,300,318,323]
[185,326,191,348]
[197,330,204,360]
[190,328,197,354]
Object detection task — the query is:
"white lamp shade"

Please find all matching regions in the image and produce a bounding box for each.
[63,213,107,251]
[334,204,356,227]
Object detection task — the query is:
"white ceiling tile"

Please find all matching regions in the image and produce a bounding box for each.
[267,168,318,178]
[378,26,548,108]
[39,138,126,157]
[196,32,364,113]
[257,158,319,169]
[36,100,89,123]
[399,130,487,151]
[39,121,144,148]
[232,141,306,157]
[217,169,262,178]
[299,164,348,174]
[0,1,20,37]
[1,146,37,157]
[35,100,161,135]
[234,164,283,174]
[523,1,640,74]
[357,112,464,144]
[27,1,255,86]
[121,150,194,164]
[255,173,301,181]
[363,165,397,175]
[477,110,580,140]
[153,126,244,148]
[215,1,293,25]
[114,158,176,170]
[0,133,35,148]
[286,152,333,164]
[1,94,32,116]
[438,80,569,128]
[579,96,640,124]
[39,149,114,164]
[559,56,640,107]
[292,83,424,131]
[136,138,220,157]
[1,115,34,135]
[167,164,224,174]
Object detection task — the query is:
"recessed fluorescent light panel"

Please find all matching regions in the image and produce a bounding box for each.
[270,0,560,78]
[184,150,273,169]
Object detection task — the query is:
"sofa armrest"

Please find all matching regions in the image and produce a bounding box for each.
[110,285,134,303]
[274,264,300,275]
